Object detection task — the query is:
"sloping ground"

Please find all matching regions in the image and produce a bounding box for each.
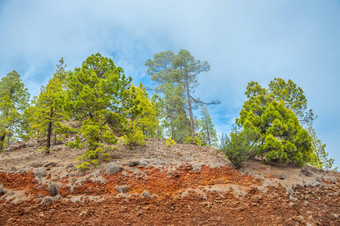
[0,139,339,225]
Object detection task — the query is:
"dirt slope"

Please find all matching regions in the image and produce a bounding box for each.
[0,139,339,225]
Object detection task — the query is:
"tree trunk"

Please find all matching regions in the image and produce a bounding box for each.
[46,106,54,154]
[185,75,194,137]
[0,134,6,151]
[207,127,211,146]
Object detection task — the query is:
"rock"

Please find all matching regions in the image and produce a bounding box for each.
[44,162,57,168]
[289,195,298,202]
[275,173,288,180]
[139,160,149,166]
[34,167,46,179]
[10,166,17,172]
[142,190,151,198]
[48,183,59,196]
[26,141,36,147]
[115,185,129,194]
[37,194,44,198]
[301,168,312,177]
[334,214,339,219]
[31,162,43,168]
[128,161,140,167]
[40,196,54,205]
[103,163,123,175]
[286,187,294,195]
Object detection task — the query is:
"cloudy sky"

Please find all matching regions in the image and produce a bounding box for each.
[1,0,339,168]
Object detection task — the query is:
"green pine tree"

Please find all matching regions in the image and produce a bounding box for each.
[0,71,30,150]
[199,104,218,147]
[30,58,67,153]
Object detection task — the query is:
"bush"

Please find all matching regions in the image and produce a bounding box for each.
[185,135,202,146]
[123,121,146,149]
[166,137,176,147]
[48,183,60,196]
[219,128,258,169]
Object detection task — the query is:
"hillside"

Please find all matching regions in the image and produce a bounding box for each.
[0,139,339,225]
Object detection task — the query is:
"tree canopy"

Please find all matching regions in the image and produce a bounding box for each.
[0,71,30,150]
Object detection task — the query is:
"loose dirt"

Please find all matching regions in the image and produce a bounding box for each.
[0,139,339,225]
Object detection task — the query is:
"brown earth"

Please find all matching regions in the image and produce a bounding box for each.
[0,139,339,225]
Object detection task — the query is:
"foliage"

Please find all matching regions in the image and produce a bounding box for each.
[220,128,258,169]
[0,71,30,150]
[185,134,202,146]
[123,120,146,149]
[163,82,190,143]
[166,137,176,147]
[306,122,337,170]
[29,58,67,153]
[130,83,159,138]
[146,49,218,142]
[65,53,135,165]
[198,105,218,147]
[237,79,315,166]
[77,161,90,171]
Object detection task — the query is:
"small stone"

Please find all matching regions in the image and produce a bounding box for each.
[334,214,339,219]
[115,185,129,194]
[142,190,151,198]
[37,194,44,198]
[128,161,140,167]
[10,166,17,171]
[286,187,294,195]
[31,162,43,168]
[289,195,298,202]
[0,185,4,195]
[44,162,57,168]
[40,196,54,205]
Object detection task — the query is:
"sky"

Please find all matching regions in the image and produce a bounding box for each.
[0,0,339,168]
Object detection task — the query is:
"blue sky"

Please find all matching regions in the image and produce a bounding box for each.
[0,0,339,168]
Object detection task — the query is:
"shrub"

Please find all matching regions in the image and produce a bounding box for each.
[48,183,59,196]
[123,121,146,149]
[166,137,176,147]
[185,135,202,146]
[219,128,258,169]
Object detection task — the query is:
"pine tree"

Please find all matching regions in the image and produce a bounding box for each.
[0,71,30,150]
[237,80,314,166]
[65,53,136,165]
[145,50,217,142]
[199,105,218,147]
[131,83,159,137]
[30,58,67,153]
[163,81,190,143]
[172,49,210,137]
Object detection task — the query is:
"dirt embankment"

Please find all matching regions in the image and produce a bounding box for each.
[0,139,339,225]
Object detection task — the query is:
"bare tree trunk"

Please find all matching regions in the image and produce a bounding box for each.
[0,134,6,151]
[185,75,194,137]
[46,106,54,154]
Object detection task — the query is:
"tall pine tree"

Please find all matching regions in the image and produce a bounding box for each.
[0,71,30,150]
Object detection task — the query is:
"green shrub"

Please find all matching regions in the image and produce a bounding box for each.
[185,135,202,146]
[166,137,176,147]
[219,128,258,169]
[123,121,146,149]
